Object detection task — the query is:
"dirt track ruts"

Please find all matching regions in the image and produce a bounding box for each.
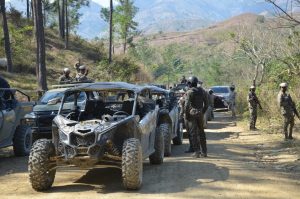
[0,112,299,199]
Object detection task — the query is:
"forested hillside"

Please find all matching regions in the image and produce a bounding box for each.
[0,3,146,91]
[129,11,300,124]
[1,0,299,125]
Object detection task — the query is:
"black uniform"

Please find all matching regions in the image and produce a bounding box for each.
[184,87,209,155]
[0,76,11,100]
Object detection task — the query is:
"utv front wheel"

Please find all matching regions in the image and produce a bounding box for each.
[122,138,143,190]
[28,139,56,191]
[161,123,171,156]
[173,121,183,145]
[149,128,164,164]
[13,125,32,156]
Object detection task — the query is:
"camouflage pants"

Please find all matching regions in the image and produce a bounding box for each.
[249,107,257,129]
[186,114,207,154]
[229,103,236,118]
[283,114,295,139]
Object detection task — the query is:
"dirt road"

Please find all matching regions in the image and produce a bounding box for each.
[0,112,299,199]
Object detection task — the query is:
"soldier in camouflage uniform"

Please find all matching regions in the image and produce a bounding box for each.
[277,83,300,140]
[228,85,237,118]
[58,68,73,84]
[184,76,208,158]
[208,89,215,119]
[248,86,262,130]
[179,92,194,153]
[75,65,89,82]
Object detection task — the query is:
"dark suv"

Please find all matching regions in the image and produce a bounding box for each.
[28,82,164,191]
[24,84,91,142]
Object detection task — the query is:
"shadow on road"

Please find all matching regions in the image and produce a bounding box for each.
[50,160,229,194]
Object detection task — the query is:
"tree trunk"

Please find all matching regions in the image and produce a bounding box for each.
[59,0,65,40]
[0,1,13,73]
[43,1,46,26]
[27,0,30,20]
[109,0,113,63]
[32,0,48,91]
[64,0,69,49]
[31,0,34,21]
[123,34,127,54]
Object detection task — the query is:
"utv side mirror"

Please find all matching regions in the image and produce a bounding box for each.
[47,97,61,105]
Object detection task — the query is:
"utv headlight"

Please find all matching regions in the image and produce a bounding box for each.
[59,130,68,141]
[23,113,37,126]
[24,112,37,119]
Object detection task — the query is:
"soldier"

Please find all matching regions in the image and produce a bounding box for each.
[208,89,215,120]
[248,86,262,130]
[181,76,187,84]
[74,62,81,73]
[179,92,194,153]
[58,68,73,84]
[277,83,300,140]
[75,65,89,82]
[228,85,237,118]
[0,75,11,100]
[184,76,208,158]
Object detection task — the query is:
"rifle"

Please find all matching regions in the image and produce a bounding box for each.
[294,108,300,120]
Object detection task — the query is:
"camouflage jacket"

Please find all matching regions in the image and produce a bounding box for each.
[184,87,208,119]
[228,91,236,105]
[277,91,296,116]
[58,75,73,84]
[248,92,260,108]
[75,74,88,82]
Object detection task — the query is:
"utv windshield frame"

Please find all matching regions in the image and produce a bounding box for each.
[57,82,147,118]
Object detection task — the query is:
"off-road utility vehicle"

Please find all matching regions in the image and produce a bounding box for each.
[23,83,93,142]
[0,88,35,156]
[149,86,182,156]
[28,82,164,191]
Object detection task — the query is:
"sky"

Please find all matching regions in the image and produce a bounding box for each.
[94,0,117,7]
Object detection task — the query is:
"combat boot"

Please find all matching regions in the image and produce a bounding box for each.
[185,147,194,153]
[288,127,293,139]
[192,151,200,158]
[201,153,208,158]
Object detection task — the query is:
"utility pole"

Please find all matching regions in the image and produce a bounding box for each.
[109,0,113,63]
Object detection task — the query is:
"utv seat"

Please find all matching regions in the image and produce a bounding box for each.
[79,100,96,121]
[121,100,134,115]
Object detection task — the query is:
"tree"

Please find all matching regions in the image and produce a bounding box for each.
[115,0,138,53]
[59,0,65,39]
[32,0,47,91]
[266,0,300,27]
[230,25,279,86]
[27,0,31,20]
[109,0,113,63]
[101,1,115,61]
[0,0,13,73]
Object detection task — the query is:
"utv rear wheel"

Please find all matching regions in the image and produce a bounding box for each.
[173,122,183,145]
[161,123,171,156]
[149,128,164,164]
[122,138,143,190]
[28,139,56,191]
[13,125,32,156]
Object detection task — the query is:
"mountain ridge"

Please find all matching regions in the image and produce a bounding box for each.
[8,0,276,39]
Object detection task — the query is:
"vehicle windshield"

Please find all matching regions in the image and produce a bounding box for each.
[59,89,137,121]
[39,90,86,105]
[211,87,230,94]
[175,84,188,91]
